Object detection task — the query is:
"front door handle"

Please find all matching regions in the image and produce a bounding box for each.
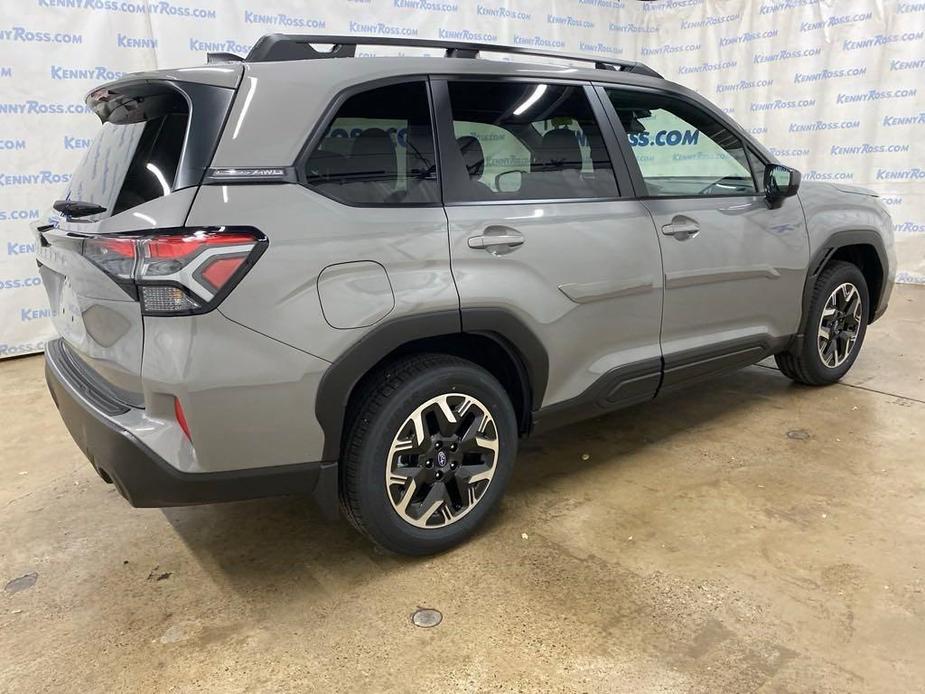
[468,226,525,254]
[661,217,700,240]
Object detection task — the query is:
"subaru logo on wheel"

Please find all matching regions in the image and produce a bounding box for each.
[436,450,448,467]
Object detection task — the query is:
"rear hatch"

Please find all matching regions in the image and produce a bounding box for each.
[35,67,242,401]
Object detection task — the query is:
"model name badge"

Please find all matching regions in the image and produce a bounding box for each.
[210,168,286,178]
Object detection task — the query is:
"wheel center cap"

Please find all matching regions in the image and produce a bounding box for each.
[436,450,448,468]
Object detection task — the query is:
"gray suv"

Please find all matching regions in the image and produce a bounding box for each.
[37,35,895,554]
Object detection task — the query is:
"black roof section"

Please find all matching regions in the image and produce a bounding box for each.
[206,33,663,79]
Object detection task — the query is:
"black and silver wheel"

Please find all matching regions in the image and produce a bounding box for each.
[816,282,863,369]
[387,392,499,528]
[340,353,517,555]
[776,260,869,385]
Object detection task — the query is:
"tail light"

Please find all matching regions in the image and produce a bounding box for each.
[82,227,266,315]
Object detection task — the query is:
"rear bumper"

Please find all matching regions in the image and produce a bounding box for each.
[45,339,338,515]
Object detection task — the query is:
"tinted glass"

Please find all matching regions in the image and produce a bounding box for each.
[66,112,188,217]
[607,90,757,197]
[748,147,767,192]
[304,81,438,205]
[447,81,619,202]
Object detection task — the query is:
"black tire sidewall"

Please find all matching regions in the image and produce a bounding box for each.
[351,362,518,555]
[801,263,869,382]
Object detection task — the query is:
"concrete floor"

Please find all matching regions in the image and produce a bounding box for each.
[1,285,923,694]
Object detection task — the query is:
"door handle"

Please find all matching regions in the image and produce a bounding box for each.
[468,226,525,254]
[661,218,700,240]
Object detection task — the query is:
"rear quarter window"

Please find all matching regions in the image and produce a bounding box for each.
[303,81,439,206]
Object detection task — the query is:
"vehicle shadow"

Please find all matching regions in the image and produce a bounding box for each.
[162,364,793,595]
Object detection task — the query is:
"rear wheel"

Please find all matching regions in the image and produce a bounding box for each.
[340,354,517,555]
[776,261,869,385]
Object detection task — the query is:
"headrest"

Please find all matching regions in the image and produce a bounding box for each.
[533,128,582,172]
[457,135,485,179]
[305,148,349,180]
[349,128,397,177]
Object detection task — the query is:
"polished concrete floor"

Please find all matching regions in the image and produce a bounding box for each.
[1,285,923,693]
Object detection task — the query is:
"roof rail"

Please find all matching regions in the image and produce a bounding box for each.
[241,33,663,79]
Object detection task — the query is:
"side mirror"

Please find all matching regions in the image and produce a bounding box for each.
[495,170,524,193]
[765,164,801,201]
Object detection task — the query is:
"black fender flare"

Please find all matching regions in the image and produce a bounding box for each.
[792,230,889,354]
[314,308,548,461]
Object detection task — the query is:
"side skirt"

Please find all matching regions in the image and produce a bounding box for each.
[530,336,792,434]
[530,357,661,434]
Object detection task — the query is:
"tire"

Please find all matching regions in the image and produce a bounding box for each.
[339,353,518,555]
[775,260,869,386]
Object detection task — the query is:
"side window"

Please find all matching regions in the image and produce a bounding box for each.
[447,81,619,202]
[304,81,438,205]
[606,90,757,197]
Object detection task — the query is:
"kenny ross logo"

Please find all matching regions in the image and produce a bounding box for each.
[0,101,89,115]
[0,138,25,150]
[789,119,860,133]
[0,341,46,356]
[64,136,92,150]
[830,143,911,156]
[579,41,623,55]
[641,41,701,56]
[679,60,737,75]
[751,97,815,112]
[51,65,125,81]
[349,20,419,36]
[393,0,460,11]
[512,34,564,48]
[800,11,872,31]
[476,5,530,20]
[7,240,37,255]
[882,113,925,127]
[0,171,71,186]
[547,14,594,28]
[243,10,326,27]
[189,38,251,54]
[876,167,925,181]
[843,31,924,50]
[719,29,777,47]
[117,34,156,48]
[0,26,82,43]
[20,307,52,322]
[38,0,217,19]
[794,67,867,83]
[837,88,917,104]
[0,209,39,222]
[439,28,496,41]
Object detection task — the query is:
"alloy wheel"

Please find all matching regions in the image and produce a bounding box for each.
[817,282,863,369]
[385,393,499,529]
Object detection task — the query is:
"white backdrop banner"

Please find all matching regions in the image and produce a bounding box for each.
[0,0,922,358]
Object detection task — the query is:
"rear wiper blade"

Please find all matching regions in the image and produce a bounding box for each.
[53,199,107,218]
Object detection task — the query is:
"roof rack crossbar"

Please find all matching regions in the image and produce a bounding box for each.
[243,34,662,79]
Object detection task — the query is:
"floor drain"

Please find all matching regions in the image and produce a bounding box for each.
[411,608,442,628]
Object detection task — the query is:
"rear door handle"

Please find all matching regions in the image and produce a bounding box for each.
[468,226,525,254]
[661,217,700,240]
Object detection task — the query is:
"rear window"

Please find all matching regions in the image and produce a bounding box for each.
[66,111,188,218]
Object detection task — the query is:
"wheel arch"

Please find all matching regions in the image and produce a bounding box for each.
[315,309,548,461]
[803,230,888,325]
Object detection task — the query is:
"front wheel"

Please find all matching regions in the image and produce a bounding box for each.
[340,354,517,555]
[776,260,869,385]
